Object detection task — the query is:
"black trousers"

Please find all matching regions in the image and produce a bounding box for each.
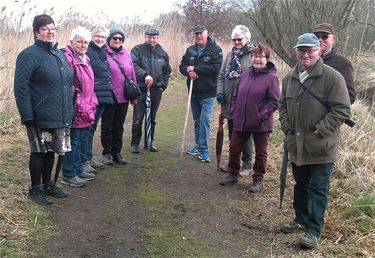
[131,89,162,147]
[101,103,129,155]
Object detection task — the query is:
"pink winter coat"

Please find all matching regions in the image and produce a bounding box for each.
[64,46,98,128]
[105,44,137,103]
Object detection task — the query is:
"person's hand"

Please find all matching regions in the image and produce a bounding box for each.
[216,93,225,104]
[145,75,153,88]
[188,70,198,80]
[159,88,164,92]
[131,99,138,106]
[187,66,194,73]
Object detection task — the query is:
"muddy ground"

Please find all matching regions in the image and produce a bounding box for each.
[40,84,316,258]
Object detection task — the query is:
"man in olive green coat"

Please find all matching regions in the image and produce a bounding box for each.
[279,33,351,249]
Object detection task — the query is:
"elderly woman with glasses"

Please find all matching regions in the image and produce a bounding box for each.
[220,43,280,193]
[61,26,98,187]
[101,25,137,165]
[217,25,254,176]
[14,14,74,205]
[80,25,114,173]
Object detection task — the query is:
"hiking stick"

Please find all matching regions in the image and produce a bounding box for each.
[180,79,194,157]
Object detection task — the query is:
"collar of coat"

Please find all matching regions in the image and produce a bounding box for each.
[291,58,324,80]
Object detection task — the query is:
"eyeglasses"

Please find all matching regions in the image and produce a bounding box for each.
[231,38,243,42]
[39,27,57,33]
[314,33,331,40]
[93,35,106,39]
[252,54,266,59]
[112,36,123,41]
[297,48,320,55]
[75,40,89,45]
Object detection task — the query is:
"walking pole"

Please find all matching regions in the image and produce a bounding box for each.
[180,79,194,157]
[145,87,152,149]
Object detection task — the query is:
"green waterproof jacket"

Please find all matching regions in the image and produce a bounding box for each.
[279,59,351,166]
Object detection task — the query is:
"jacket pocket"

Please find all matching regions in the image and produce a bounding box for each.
[304,132,327,156]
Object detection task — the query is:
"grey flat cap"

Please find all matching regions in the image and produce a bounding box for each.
[145,28,160,36]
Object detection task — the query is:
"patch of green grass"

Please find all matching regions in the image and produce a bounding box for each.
[146,225,209,258]
[347,191,375,232]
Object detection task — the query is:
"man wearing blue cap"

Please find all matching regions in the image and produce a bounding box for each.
[279,33,351,249]
[130,28,171,153]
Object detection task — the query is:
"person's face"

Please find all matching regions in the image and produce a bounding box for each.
[92,30,106,47]
[145,35,159,48]
[36,23,57,43]
[71,36,89,56]
[314,32,336,54]
[231,33,247,49]
[296,46,321,69]
[195,30,208,47]
[109,33,124,49]
[251,52,268,70]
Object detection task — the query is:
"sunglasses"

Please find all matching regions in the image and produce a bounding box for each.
[231,38,243,42]
[314,33,331,40]
[112,36,123,41]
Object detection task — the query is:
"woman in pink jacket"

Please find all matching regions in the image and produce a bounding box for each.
[101,25,137,165]
[61,26,98,187]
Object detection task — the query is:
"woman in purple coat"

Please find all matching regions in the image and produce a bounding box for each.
[220,43,280,192]
[101,25,137,165]
[61,26,98,187]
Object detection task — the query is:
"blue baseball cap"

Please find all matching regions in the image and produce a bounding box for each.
[293,33,320,49]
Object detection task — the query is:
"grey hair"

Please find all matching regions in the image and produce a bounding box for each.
[231,25,251,41]
[91,24,108,38]
[69,26,91,42]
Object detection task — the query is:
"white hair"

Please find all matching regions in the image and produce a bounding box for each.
[91,24,108,38]
[69,26,91,42]
[231,25,251,41]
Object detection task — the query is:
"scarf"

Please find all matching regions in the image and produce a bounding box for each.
[225,43,253,79]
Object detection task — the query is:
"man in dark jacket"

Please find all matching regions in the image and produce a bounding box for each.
[279,33,351,249]
[179,25,223,162]
[313,23,355,104]
[130,28,171,153]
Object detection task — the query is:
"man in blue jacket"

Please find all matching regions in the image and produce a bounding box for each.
[179,25,223,162]
[130,28,171,153]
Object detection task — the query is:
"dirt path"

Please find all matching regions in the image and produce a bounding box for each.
[41,82,307,258]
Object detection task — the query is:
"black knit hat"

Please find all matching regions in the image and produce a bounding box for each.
[32,14,55,38]
[107,25,125,43]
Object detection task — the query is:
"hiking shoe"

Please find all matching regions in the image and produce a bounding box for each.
[102,153,114,165]
[149,145,158,152]
[113,153,127,164]
[29,185,52,205]
[219,165,230,173]
[90,159,105,170]
[131,145,140,153]
[199,150,211,162]
[61,176,87,187]
[186,146,200,155]
[248,178,263,193]
[78,172,95,181]
[43,181,68,198]
[239,168,251,177]
[82,162,96,174]
[298,233,319,249]
[281,220,304,234]
[219,173,238,186]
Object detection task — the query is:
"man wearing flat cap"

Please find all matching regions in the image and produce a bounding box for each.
[130,28,171,153]
[179,25,223,162]
[279,33,351,249]
[313,23,355,104]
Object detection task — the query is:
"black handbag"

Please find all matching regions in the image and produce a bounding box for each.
[111,55,141,101]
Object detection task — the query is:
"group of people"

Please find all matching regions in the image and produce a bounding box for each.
[14,13,354,250]
[14,14,171,201]
[180,23,353,249]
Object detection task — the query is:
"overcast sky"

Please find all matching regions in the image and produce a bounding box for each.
[4,0,182,25]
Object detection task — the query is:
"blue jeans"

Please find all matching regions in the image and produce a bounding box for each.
[62,127,89,177]
[292,163,334,237]
[190,96,214,151]
[81,105,105,162]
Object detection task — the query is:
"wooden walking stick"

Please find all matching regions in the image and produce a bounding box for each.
[180,79,194,157]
